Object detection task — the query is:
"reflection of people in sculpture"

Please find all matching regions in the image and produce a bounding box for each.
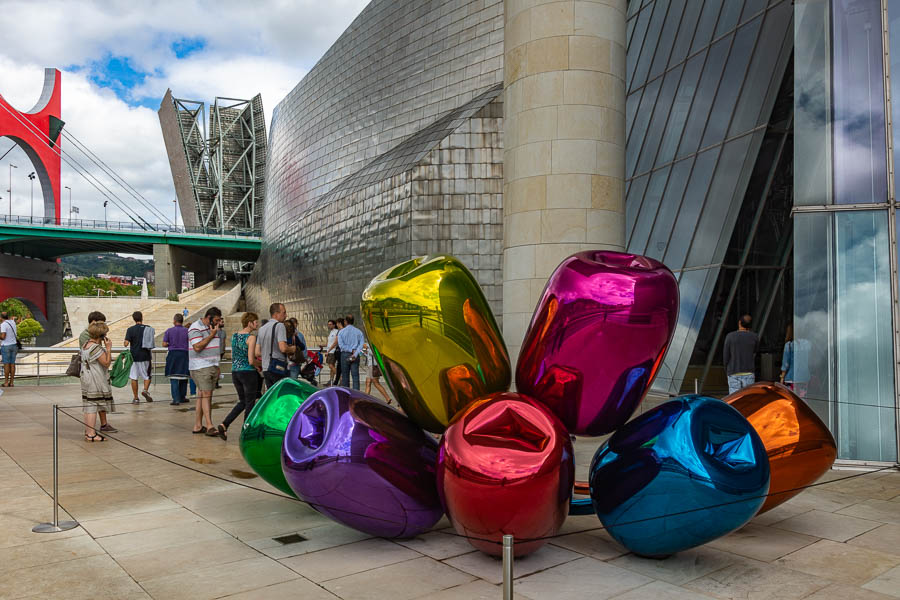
[363,342,392,405]
[780,325,810,398]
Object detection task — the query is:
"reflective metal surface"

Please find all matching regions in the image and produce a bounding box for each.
[282,387,443,538]
[240,377,318,497]
[245,0,505,344]
[590,396,770,557]
[361,254,510,433]
[725,382,836,513]
[517,251,678,436]
[437,392,574,557]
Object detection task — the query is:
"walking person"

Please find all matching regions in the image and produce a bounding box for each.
[328,318,345,385]
[286,318,307,380]
[124,311,154,404]
[163,313,190,405]
[78,311,116,433]
[182,307,189,320]
[723,314,759,395]
[338,314,364,390]
[257,303,296,388]
[80,321,113,442]
[188,307,223,434]
[325,319,339,385]
[780,325,811,399]
[0,312,18,387]
[363,342,391,404]
[212,312,260,440]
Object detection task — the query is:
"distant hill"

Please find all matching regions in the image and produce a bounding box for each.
[61,253,153,278]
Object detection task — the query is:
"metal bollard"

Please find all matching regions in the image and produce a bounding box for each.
[694,378,699,394]
[33,405,79,533]
[502,534,514,600]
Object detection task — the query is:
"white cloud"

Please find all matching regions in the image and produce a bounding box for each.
[0,0,369,225]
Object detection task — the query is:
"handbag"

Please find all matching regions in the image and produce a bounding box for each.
[66,352,82,377]
[265,323,288,375]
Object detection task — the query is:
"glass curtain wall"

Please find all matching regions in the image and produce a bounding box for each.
[794,0,899,463]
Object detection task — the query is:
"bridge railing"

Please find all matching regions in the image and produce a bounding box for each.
[0,214,260,238]
[11,346,234,386]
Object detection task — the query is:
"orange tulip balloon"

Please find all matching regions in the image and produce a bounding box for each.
[725,382,836,513]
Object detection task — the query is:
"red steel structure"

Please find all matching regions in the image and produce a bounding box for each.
[0,68,62,223]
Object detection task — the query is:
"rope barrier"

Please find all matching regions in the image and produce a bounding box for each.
[48,402,899,546]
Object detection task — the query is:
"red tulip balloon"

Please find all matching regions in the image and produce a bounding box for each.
[437,392,574,556]
[516,251,679,436]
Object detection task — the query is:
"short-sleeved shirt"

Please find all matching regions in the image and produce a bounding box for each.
[163,325,189,351]
[327,329,338,354]
[188,320,221,370]
[125,324,151,362]
[231,332,255,371]
[0,320,17,346]
[78,328,91,347]
[257,320,286,371]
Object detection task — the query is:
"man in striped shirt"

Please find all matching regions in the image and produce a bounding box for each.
[188,306,223,435]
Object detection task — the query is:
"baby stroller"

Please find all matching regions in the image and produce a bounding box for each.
[300,349,323,386]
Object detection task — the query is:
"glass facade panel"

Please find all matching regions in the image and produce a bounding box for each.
[631,0,669,92]
[832,0,888,205]
[715,0,743,37]
[657,52,705,165]
[741,0,769,20]
[834,211,897,461]
[888,0,900,196]
[626,85,643,142]
[649,0,686,82]
[629,166,671,253]
[646,157,694,261]
[627,6,653,90]
[625,173,650,243]
[701,16,763,148]
[627,77,662,178]
[691,0,724,54]
[668,0,704,69]
[664,146,721,270]
[794,0,831,206]
[636,64,685,176]
[678,35,732,159]
[730,0,793,135]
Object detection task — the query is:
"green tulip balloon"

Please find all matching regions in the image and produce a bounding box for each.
[240,377,319,496]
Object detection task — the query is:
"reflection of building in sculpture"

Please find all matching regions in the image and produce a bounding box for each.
[158,90,266,234]
[248,0,900,464]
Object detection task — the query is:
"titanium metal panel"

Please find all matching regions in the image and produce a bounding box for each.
[625,0,794,394]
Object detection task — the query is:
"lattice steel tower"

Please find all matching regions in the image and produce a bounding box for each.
[159,89,266,234]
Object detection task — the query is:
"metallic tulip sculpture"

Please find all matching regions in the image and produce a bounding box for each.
[360,255,511,433]
[437,392,574,557]
[517,251,679,436]
[725,382,836,513]
[282,387,444,538]
[590,396,770,557]
[240,377,319,497]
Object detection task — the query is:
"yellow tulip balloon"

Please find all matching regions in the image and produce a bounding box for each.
[360,255,511,432]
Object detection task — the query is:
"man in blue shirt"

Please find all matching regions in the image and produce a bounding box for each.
[337,314,365,390]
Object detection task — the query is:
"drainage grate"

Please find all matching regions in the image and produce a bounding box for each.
[272,533,307,545]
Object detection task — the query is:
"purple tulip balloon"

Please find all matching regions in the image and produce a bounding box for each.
[281,387,444,538]
[516,251,679,436]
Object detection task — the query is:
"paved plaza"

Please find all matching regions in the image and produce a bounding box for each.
[0,383,899,600]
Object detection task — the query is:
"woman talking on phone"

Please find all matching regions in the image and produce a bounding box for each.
[187,307,224,435]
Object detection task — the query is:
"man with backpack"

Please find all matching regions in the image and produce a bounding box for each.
[256,303,296,388]
[124,311,155,404]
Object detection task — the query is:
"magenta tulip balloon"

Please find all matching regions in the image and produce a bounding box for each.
[516,251,679,436]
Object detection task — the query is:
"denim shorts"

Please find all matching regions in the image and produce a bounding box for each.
[0,345,17,365]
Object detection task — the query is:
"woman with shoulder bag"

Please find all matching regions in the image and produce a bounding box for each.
[81,322,113,442]
[211,312,260,440]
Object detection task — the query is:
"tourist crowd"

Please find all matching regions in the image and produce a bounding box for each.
[76,303,392,442]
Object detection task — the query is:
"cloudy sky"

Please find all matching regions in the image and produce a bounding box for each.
[0,0,368,225]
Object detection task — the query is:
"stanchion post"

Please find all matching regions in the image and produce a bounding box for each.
[33,404,79,533]
[694,378,699,394]
[502,534,514,600]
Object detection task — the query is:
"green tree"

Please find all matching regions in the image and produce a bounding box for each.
[0,298,32,320]
[63,277,142,297]
[17,318,44,341]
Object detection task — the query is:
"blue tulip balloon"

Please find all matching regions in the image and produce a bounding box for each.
[589,396,770,557]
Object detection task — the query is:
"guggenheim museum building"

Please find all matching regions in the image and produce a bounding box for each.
[244,0,900,467]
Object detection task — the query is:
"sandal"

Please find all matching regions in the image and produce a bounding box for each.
[192,427,207,434]
[205,427,219,437]
[84,434,106,442]
[217,424,227,441]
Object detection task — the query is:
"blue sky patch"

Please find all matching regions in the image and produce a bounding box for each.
[171,37,206,59]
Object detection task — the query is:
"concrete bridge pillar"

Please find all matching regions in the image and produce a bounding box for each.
[153,245,217,298]
[502,0,627,365]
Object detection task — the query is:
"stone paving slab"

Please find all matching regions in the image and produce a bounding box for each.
[0,384,898,599]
